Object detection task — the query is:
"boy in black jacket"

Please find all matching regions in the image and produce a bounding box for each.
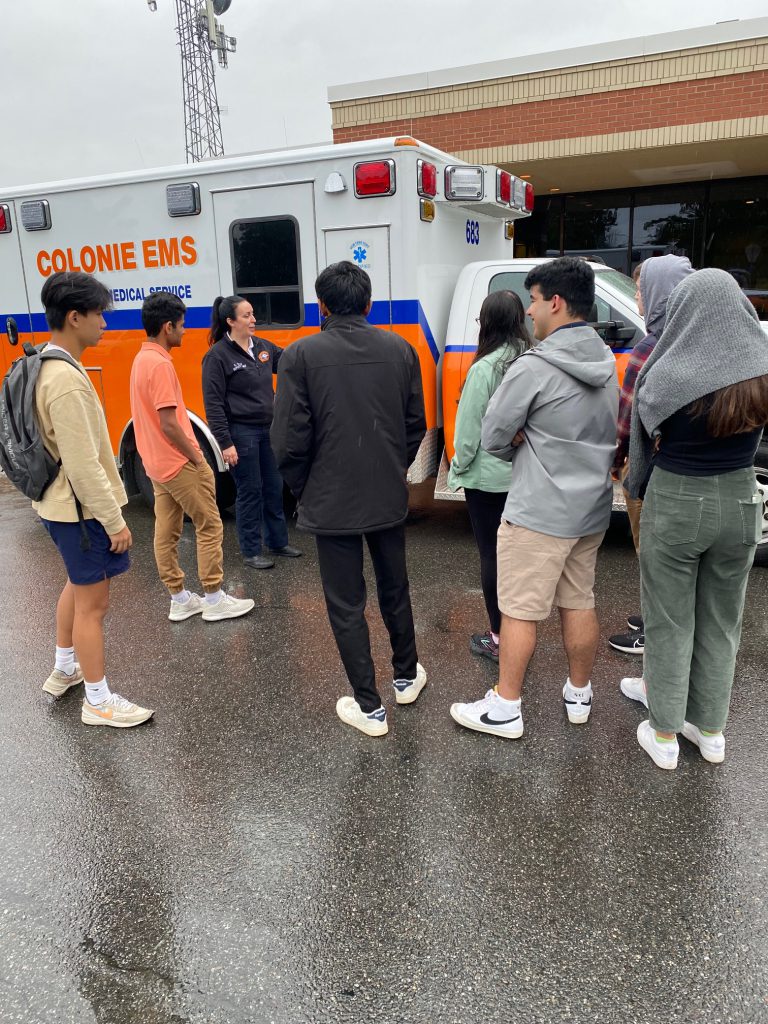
[271,262,428,737]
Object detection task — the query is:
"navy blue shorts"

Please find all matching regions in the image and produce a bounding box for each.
[41,518,130,586]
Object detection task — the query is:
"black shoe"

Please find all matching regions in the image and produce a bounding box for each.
[609,631,645,655]
[469,631,499,662]
[626,615,643,632]
[268,545,302,558]
[243,554,275,569]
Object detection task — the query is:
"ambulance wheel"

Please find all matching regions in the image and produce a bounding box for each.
[753,440,768,568]
[131,449,155,508]
[196,433,236,511]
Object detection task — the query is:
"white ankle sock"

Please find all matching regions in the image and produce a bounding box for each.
[493,688,521,712]
[172,589,191,604]
[85,678,111,706]
[566,677,591,695]
[490,632,500,645]
[55,646,76,675]
[205,590,225,605]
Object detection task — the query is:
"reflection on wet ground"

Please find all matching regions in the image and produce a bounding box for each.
[1,477,767,1023]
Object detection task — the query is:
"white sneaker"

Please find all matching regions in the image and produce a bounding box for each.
[336,696,388,737]
[43,662,84,698]
[681,722,725,764]
[393,662,427,705]
[637,720,678,770]
[168,593,205,621]
[620,676,648,708]
[562,680,592,724]
[81,693,154,729]
[449,688,523,739]
[201,593,255,622]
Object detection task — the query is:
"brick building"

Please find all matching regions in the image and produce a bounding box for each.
[328,18,768,291]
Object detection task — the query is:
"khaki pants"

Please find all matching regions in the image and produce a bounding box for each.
[152,461,224,594]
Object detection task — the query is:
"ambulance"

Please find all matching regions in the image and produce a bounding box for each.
[6,136,733,528]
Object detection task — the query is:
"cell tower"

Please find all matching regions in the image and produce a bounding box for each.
[147,0,237,163]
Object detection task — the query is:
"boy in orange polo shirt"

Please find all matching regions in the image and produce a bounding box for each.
[130,291,254,622]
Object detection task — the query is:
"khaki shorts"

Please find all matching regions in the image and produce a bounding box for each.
[497,520,605,621]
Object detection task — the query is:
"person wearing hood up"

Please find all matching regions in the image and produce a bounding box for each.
[608,254,694,657]
[449,257,619,739]
[620,269,768,770]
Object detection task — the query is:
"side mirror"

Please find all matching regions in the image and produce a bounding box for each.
[5,317,19,346]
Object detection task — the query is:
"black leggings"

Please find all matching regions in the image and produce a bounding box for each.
[464,488,507,635]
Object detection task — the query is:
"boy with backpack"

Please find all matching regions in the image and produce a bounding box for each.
[1,271,153,728]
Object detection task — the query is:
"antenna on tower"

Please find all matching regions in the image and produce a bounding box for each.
[146,0,237,163]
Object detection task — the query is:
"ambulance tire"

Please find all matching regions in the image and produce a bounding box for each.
[753,438,768,568]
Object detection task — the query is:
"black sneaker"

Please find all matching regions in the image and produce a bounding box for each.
[626,615,643,632]
[609,631,645,655]
[470,631,499,662]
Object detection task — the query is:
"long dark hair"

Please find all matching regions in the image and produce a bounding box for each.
[208,294,247,348]
[473,290,531,367]
[690,376,768,437]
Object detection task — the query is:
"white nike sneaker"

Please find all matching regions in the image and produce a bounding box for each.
[43,663,84,698]
[336,696,388,737]
[562,680,592,724]
[620,676,648,708]
[168,593,205,621]
[81,693,154,729]
[393,662,427,705]
[201,593,255,622]
[449,688,523,739]
[637,720,678,770]
[681,722,725,764]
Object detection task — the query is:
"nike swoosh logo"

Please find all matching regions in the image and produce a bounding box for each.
[85,705,114,719]
[564,698,592,706]
[479,712,520,726]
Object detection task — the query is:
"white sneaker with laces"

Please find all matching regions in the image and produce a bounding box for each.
[168,593,205,621]
[620,676,648,708]
[449,688,523,739]
[336,696,388,737]
[201,593,255,622]
[637,720,678,770]
[681,722,725,764]
[562,680,592,724]
[81,693,154,729]
[43,662,84,698]
[393,662,427,705]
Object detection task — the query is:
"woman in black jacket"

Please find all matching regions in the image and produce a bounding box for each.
[202,295,301,569]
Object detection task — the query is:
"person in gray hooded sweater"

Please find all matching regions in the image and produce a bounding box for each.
[608,254,694,656]
[449,257,619,739]
[621,269,768,770]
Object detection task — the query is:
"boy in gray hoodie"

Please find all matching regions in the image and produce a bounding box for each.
[450,257,619,739]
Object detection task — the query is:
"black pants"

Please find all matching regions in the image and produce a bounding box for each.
[464,488,507,635]
[315,525,418,712]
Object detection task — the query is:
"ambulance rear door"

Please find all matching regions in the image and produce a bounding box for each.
[211,182,318,332]
[0,201,34,374]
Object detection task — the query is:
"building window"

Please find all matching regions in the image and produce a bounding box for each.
[631,185,705,272]
[230,217,303,327]
[706,179,768,316]
[562,192,630,272]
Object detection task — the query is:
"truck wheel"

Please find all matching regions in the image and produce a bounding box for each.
[130,448,155,507]
[753,441,768,568]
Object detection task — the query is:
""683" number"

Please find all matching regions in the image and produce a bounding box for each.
[466,219,480,245]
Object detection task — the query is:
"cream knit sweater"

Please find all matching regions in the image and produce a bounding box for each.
[32,357,127,534]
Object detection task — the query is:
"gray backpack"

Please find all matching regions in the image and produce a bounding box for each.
[0,342,90,547]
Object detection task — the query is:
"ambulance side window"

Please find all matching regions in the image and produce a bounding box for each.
[230,217,303,327]
[489,271,534,336]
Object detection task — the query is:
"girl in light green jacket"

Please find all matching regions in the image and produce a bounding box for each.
[448,290,531,662]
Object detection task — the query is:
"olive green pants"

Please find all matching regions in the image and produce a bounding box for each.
[639,466,760,734]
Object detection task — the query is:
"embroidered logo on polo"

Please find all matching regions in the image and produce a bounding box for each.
[258,350,270,363]
[232,362,248,371]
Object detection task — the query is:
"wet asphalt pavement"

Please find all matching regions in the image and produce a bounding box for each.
[1,476,767,1024]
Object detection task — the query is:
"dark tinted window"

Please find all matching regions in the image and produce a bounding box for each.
[562,192,630,271]
[632,186,705,267]
[706,179,768,318]
[230,217,302,326]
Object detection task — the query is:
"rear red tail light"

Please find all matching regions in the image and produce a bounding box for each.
[525,182,535,212]
[0,204,10,234]
[496,170,511,205]
[354,160,396,198]
[417,159,437,198]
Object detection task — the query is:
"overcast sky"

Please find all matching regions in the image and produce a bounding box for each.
[2,1,766,187]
